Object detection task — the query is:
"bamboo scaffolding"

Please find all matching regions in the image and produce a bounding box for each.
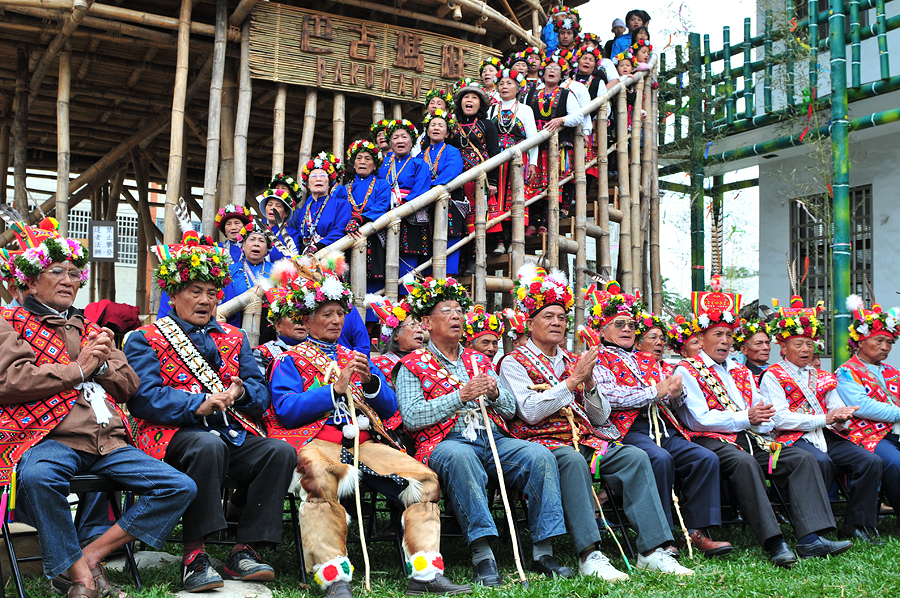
[384,221,400,302]
[597,101,611,276]
[56,42,71,237]
[14,46,28,214]
[333,92,346,163]
[298,89,317,177]
[615,88,632,290]
[443,0,542,47]
[572,126,587,332]
[334,0,487,35]
[27,0,92,111]
[474,172,487,305]
[232,20,252,207]
[650,76,662,312]
[639,79,654,301]
[219,69,236,207]
[272,82,287,175]
[392,104,403,121]
[0,120,9,202]
[432,191,449,279]
[163,0,193,244]
[202,0,227,237]
[546,131,560,268]
[629,78,644,293]
[350,238,367,320]
[230,0,259,26]
[509,150,525,276]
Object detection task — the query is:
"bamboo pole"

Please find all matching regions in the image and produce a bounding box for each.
[384,221,400,301]
[763,11,773,113]
[130,150,152,314]
[509,150,525,276]
[393,104,403,120]
[219,69,236,207]
[615,87,632,290]
[298,89,318,176]
[335,0,486,35]
[546,131,560,269]
[56,42,71,237]
[597,101,611,276]
[164,0,193,244]
[742,18,752,119]
[443,0,542,47]
[876,0,890,79]
[333,92,346,163]
[572,127,587,333]
[243,296,263,346]
[272,82,287,175]
[531,9,540,40]
[650,76,662,312]
[432,192,449,279]
[27,0,93,111]
[640,79,654,300]
[630,78,644,293]
[372,99,385,123]
[474,172,487,305]
[850,0,861,88]
[688,33,705,292]
[232,20,251,207]
[13,47,29,215]
[351,238,367,321]
[230,0,259,26]
[202,0,227,237]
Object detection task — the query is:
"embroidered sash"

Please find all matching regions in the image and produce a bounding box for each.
[836,356,900,451]
[767,363,835,445]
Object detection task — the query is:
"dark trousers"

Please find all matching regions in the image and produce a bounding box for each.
[165,429,297,545]
[695,433,835,544]
[793,431,882,527]
[625,420,722,530]
[873,434,900,516]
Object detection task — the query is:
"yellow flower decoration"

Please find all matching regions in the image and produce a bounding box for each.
[190,254,201,267]
[159,265,169,276]
[393,306,408,319]
[517,286,527,300]
[213,255,220,264]
[489,315,499,329]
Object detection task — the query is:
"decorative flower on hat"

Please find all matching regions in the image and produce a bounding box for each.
[549,5,570,18]
[269,173,301,199]
[814,338,826,356]
[404,276,472,319]
[636,310,666,339]
[480,57,503,78]
[733,317,769,350]
[582,284,609,330]
[767,295,824,344]
[541,52,572,76]
[465,305,505,341]
[346,139,384,171]
[152,230,231,295]
[597,280,641,328]
[1,218,90,289]
[554,10,581,33]
[691,275,741,331]
[215,203,253,238]
[424,88,453,107]
[452,78,489,107]
[422,109,457,132]
[667,315,700,354]
[385,119,419,142]
[507,52,530,69]
[498,68,526,87]
[258,188,296,215]
[511,262,575,318]
[365,294,413,345]
[265,260,304,324]
[521,46,545,59]
[302,151,343,184]
[369,119,392,142]
[575,45,601,62]
[290,252,353,315]
[503,308,529,339]
[631,39,653,53]
[846,294,899,351]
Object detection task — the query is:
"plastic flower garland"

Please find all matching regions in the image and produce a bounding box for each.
[733,317,769,350]
[291,253,353,315]
[404,277,472,319]
[365,294,413,345]
[8,232,90,289]
[667,315,699,354]
[265,260,304,324]
[578,33,601,47]
[301,151,342,184]
[498,68,526,86]
[549,5,571,18]
[575,45,601,62]
[385,119,418,142]
[424,88,453,107]
[370,119,392,143]
[258,188,296,213]
[215,203,253,235]
[503,308,528,338]
[613,50,635,66]
[846,295,899,351]
[554,13,581,33]
[346,139,384,171]
[480,57,503,77]
[598,280,641,327]
[422,109,457,132]
[767,312,823,343]
[465,305,505,341]
[636,310,666,339]
[153,230,231,295]
[540,54,571,76]
[511,262,575,318]
[521,46,545,60]
[632,39,653,53]
[269,173,301,199]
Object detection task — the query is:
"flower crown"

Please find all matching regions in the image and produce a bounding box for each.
[613,50,636,66]
[576,45,601,62]
[554,12,581,33]
[511,262,575,318]
[215,203,253,235]
[264,260,304,324]
[498,68,526,86]
[521,46,545,60]
[302,151,342,184]
[480,57,503,77]
[346,139,384,171]
[365,294,413,345]
[815,338,826,356]
[422,109,456,131]
[258,187,296,213]
[2,218,91,290]
[153,230,231,295]
[578,32,601,47]
[632,39,653,53]
[369,119,392,142]
[269,173,301,198]
[667,315,700,353]
[598,281,641,327]
[465,305,505,341]
[636,310,666,339]
[424,88,453,107]
[541,54,571,75]
[550,5,571,17]
[385,119,418,142]
[732,317,769,350]
[290,253,353,315]
[503,308,528,338]
[507,52,530,69]
[846,294,899,351]
[767,295,824,344]
[404,276,472,319]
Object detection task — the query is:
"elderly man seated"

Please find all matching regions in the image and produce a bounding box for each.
[0,219,195,598]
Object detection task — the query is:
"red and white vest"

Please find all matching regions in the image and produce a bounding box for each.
[371,352,403,430]
[836,355,900,451]
[678,356,758,445]
[766,362,837,445]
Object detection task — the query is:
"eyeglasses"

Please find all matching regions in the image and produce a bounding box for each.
[611,319,637,330]
[397,320,422,331]
[436,307,464,317]
[45,267,83,281]
[642,332,662,341]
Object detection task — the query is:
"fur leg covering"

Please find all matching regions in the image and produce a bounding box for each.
[299,498,349,574]
[313,555,353,589]
[401,501,442,557]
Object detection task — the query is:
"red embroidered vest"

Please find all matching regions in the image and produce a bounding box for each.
[400,348,507,465]
[371,352,403,431]
[0,307,131,485]
[133,322,251,459]
[679,357,758,445]
[836,355,900,451]
[263,343,396,451]
[506,347,613,450]
[767,363,836,445]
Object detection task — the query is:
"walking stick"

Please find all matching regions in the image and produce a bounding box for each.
[325,361,372,592]
[470,356,529,588]
[650,403,693,558]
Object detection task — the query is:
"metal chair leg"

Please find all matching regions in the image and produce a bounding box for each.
[108,492,142,589]
[2,518,28,598]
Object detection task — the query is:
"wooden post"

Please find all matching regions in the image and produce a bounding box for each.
[509,150,525,275]
[131,149,155,314]
[219,68,236,208]
[56,42,71,237]
[573,128,587,333]
[232,20,251,207]
[432,191,449,279]
[597,101,611,276]
[474,172,487,305]
[243,297,262,346]
[546,131,560,269]
[333,92,346,162]
[14,46,29,214]
[272,82,287,174]
[640,79,654,302]
[629,77,644,294]
[616,88,632,290]
[164,0,193,244]
[384,221,400,302]
[351,238,367,321]
[372,99,385,123]
[101,169,124,302]
[532,9,540,39]
[650,75,662,312]
[393,103,403,120]
[298,89,318,176]
[0,119,9,202]
[201,0,227,236]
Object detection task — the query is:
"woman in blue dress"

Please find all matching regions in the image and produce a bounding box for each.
[220,229,274,340]
[421,109,464,276]
[297,151,351,256]
[214,203,253,264]
[345,139,391,297]
[258,187,297,261]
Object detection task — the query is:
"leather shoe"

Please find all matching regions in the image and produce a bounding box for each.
[796,537,853,559]
[530,555,574,578]
[325,581,353,598]
[688,529,734,557]
[472,559,502,587]
[838,527,884,545]
[407,573,472,596]
[768,540,798,569]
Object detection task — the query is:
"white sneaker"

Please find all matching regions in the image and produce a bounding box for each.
[578,550,629,582]
[636,547,694,576]
[492,242,506,254]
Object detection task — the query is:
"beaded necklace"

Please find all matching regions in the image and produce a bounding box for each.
[455,120,485,150]
[302,188,333,247]
[538,87,561,118]
[423,143,447,181]
[347,176,376,217]
[495,101,519,135]
[388,154,413,187]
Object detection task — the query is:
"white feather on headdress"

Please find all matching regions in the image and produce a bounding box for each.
[364,293,387,308]
[846,294,865,312]
[546,268,568,286]
[516,262,539,283]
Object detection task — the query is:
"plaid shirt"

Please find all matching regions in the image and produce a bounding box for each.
[396,340,516,433]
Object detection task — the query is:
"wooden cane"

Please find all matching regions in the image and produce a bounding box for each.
[325,361,372,592]
[650,403,693,558]
[470,356,528,587]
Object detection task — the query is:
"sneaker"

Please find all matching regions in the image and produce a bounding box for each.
[635,548,694,576]
[181,551,224,592]
[492,242,505,254]
[224,546,275,582]
[578,551,629,582]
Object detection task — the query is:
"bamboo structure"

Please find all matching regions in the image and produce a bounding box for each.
[272,82,287,174]
[163,0,193,244]
[27,0,93,111]
[298,89,317,176]
[231,20,252,207]
[546,132,560,268]
[597,100,611,277]
[14,46,28,214]
[509,151,526,276]
[432,192,449,280]
[202,0,228,236]
[615,87,632,291]
[572,129,587,332]
[629,77,644,293]
[333,93,346,163]
[56,42,71,237]
[474,172,487,305]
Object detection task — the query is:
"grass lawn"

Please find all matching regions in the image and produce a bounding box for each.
[12,509,900,598]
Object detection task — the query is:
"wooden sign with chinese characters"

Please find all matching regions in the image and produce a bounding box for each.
[248,3,499,102]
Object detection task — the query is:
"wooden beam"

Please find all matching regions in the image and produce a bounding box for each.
[334,0,487,35]
[27,0,93,110]
[229,0,259,27]
[14,46,28,214]
[272,82,287,175]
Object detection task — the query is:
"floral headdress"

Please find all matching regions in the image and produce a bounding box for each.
[264,259,304,324]
[549,5,570,18]
[578,32,601,47]
[452,78,489,109]
[346,139,384,171]
[422,109,456,132]
[554,11,581,33]
[152,230,231,295]
[667,315,700,354]
[632,39,653,53]
[369,119,392,143]
[692,275,740,331]
[583,283,609,329]
[507,52,530,69]
[215,203,253,235]
[258,188,296,217]
[846,294,899,351]
[480,57,503,79]
[767,295,824,344]
[814,338,826,356]
[365,294,413,345]
[269,173,301,200]
[424,88,453,108]
[465,305,505,341]
[512,262,575,318]
[541,53,571,77]
[385,119,418,142]
[636,310,666,339]
[597,280,641,327]
[498,68,526,86]
[522,46,545,60]
[575,45,601,62]
[0,218,90,289]
[291,252,353,315]
[404,276,472,319]
[301,151,342,184]
[613,49,635,66]
[733,317,769,350]
[503,308,528,339]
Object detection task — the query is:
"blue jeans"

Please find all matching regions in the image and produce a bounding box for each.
[17,439,197,578]
[428,430,566,546]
